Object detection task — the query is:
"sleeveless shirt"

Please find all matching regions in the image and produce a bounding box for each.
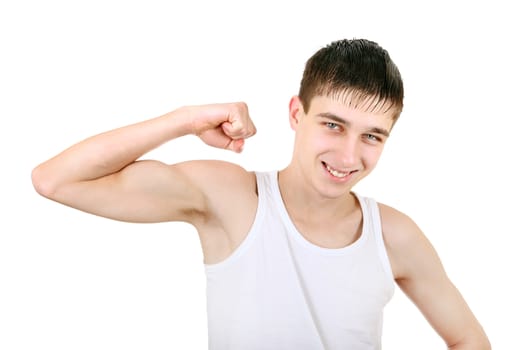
[204,171,395,350]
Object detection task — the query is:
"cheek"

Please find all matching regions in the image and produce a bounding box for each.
[362,147,384,166]
[310,134,338,152]
[298,127,328,148]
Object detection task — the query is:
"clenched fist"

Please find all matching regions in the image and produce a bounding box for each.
[187,102,257,153]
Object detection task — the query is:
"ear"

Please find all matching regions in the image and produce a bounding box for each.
[288,95,304,131]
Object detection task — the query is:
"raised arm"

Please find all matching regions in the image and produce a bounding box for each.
[31,102,256,224]
[380,204,491,349]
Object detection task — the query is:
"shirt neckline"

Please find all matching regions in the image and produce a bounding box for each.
[270,170,370,256]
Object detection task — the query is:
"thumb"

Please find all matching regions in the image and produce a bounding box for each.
[198,127,243,153]
[229,138,245,153]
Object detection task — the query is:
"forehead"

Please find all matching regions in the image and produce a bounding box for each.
[308,94,396,130]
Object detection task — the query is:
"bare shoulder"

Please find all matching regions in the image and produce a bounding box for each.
[173,160,257,217]
[173,159,256,200]
[377,202,436,280]
[377,202,421,246]
[175,160,258,264]
[175,159,255,207]
[174,159,254,181]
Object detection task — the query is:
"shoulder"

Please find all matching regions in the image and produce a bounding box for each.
[174,160,259,263]
[172,159,257,202]
[173,159,255,185]
[377,202,436,280]
[377,202,418,238]
[173,159,258,220]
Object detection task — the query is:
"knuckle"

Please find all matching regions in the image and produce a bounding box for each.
[236,101,248,111]
[234,102,248,116]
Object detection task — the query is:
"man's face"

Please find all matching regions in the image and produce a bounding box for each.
[289,94,395,198]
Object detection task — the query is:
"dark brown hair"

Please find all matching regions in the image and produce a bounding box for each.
[299,39,404,121]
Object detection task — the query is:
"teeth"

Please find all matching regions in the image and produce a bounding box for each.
[325,164,351,178]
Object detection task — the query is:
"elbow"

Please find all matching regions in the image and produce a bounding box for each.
[31,164,58,199]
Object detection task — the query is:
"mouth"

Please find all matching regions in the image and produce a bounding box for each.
[322,162,356,179]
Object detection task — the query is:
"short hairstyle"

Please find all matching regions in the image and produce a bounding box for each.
[299,39,404,121]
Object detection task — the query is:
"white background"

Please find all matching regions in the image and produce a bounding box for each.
[1,0,523,349]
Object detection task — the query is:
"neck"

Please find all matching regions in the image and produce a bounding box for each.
[278,165,358,223]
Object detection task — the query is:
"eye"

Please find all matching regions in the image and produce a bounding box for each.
[365,134,381,142]
[325,122,341,130]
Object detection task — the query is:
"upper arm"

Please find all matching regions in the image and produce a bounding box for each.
[379,204,490,349]
[44,159,249,224]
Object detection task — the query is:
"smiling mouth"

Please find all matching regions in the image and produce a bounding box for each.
[322,162,356,179]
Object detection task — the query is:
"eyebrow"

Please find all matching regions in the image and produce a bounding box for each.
[316,112,391,138]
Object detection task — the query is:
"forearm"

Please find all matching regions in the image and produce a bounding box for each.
[32,107,192,196]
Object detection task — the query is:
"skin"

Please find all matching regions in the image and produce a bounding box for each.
[32,95,490,349]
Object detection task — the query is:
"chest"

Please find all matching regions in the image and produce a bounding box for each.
[290,210,364,249]
[205,208,394,349]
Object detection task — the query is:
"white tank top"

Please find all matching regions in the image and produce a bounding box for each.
[205,171,395,350]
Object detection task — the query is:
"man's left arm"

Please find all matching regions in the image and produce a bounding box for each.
[379,204,491,349]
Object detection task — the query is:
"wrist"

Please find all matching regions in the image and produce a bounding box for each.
[163,106,198,138]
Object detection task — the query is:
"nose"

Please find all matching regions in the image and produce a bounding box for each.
[339,136,360,168]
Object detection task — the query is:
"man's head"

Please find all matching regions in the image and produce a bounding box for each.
[285,39,404,198]
[299,38,404,123]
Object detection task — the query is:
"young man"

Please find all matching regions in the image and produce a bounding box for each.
[32,39,490,349]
